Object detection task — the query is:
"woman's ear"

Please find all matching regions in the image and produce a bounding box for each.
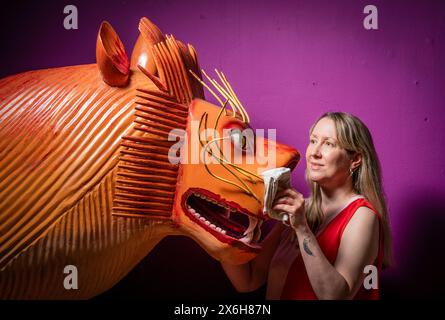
[96,21,130,87]
[351,152,362,171]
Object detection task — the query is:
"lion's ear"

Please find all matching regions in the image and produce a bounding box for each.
[130,17,165,74]
[96,21,130,87]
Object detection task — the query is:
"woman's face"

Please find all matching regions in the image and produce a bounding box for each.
[305,117,352,187]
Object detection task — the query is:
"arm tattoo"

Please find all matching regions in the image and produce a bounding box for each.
[303,237,315,256]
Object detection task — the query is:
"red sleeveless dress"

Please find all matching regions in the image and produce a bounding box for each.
[280,198,383,300]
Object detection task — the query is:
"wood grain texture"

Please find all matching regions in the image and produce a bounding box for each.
[0,64,171,298]
[0,168,164,299]
[0,23,203,298]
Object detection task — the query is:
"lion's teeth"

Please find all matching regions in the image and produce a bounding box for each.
[243,215,258,236]
[240,231,254,244]
[190,194,257,241]
[253,224,262,243]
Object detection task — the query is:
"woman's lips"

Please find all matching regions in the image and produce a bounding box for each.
[309,162,324,170]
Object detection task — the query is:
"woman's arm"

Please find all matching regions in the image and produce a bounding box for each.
[221,221,285,292]
[273,189,380,299]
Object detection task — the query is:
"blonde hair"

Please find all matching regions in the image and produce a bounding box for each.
[305,112,393,268]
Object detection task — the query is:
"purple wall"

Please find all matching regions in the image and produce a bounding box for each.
[1,0,444,299]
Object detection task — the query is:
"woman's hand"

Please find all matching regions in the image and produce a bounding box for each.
[272,188,307,230]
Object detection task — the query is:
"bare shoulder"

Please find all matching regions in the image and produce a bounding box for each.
[335,206,381,295]
[342,206,380,248]
[349,206,380,230]
[336,206,380,270]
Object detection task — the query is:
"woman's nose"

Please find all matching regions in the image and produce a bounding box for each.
[310,143,322,158]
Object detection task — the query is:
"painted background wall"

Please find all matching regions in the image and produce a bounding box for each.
[1,0,444,299]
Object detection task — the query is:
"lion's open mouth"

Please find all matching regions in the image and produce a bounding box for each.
[183,188,263,250]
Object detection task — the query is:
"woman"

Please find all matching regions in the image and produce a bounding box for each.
[221,112,392,300]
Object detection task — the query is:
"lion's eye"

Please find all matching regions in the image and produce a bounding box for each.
[229,129,243,148]
[229,128,251,151]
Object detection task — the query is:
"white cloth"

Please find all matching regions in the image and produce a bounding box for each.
[261,167,292,224]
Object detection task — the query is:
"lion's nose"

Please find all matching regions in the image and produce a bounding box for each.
[275,142,300,171]
[286,151,300,171]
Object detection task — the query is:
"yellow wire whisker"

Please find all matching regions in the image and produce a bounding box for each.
[201,69,242,121]
[218,69,250,123]
[203,136,263,181]
[214,69,247,122]
[218,70,251,124]
[214,101,253,183]
[210,78,246,123]
[202,161,260,202]
[189,69,224,107]
[199,114,259,200]
[203,156,261,203]
[206,137,263,180]
[215,99,229,134]
[211,102,258,183]
[198,112,208,148]
[193,71,259,201]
